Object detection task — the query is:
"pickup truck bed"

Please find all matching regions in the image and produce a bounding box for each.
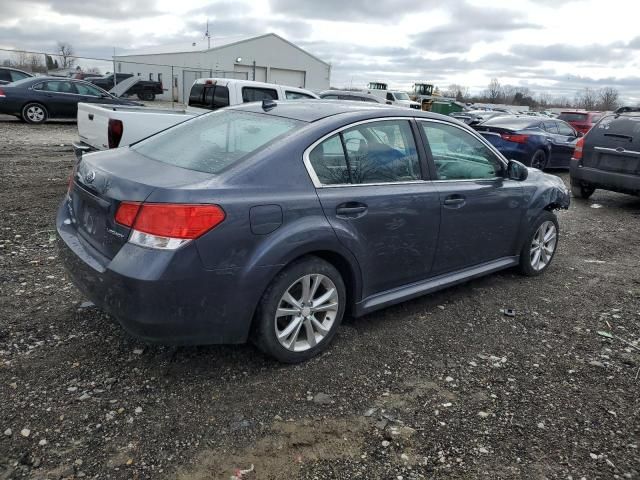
[75,103,197,158]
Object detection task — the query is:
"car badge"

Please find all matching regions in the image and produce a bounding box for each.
[85,171,96,183]
[615,147,625,153]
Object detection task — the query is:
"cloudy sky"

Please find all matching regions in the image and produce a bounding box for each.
[2,0,639,102]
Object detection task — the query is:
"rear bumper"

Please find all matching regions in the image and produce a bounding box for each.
[56,201,273,345]
[570,162,640,195]
[72,141,97,161]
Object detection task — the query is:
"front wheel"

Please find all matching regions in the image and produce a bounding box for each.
[519,211,559,276]
[530,150,548,170]
[254,257,346,363]
[21,103,48,124]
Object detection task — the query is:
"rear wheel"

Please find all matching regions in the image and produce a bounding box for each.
[519,211,559,276]
[141,91,155,101]
[21,103,48,124]
[530,149,548,170]
[570,178,595,199]
[254,256,346,363]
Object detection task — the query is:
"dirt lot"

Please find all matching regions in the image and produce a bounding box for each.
[1,115,639,480]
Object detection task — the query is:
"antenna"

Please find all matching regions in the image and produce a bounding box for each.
[205,19,211,49]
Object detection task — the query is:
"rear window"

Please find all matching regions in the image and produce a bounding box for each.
[558,112,588,122]
[188,84,230,110]
[132,110,303,174]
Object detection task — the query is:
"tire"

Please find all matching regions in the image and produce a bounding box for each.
[141,91,155,101]
[21,103,48,124]
[530,149,548,170]
[570,178,595,199]
[136,93,144,100]
[254,256,346,363]
[519,210,559,277]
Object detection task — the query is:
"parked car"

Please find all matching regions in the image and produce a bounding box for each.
[570,109,640,198]
[450,110,504,126]
[57,101,569,363]
[475,116,582,169]
[0,67,33,85]
[0,77,140,124]
[319,90,383,103]
[89,73,163,101]
[73,78,319,158]
[367,88,421,109]
[557,111,603,135]
[70,72,104,81]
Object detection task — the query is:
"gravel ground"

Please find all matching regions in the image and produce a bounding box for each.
[1,115,639,480]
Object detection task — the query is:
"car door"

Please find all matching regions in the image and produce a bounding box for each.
[551,120,579,167]
[306,118,441,299]
[417,119,524,275]
[72,81,110,105]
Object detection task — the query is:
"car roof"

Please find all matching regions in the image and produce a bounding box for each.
[0,67,32,74]
[229,100,452,123]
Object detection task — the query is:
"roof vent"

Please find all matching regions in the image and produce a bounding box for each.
[262,99,277,111]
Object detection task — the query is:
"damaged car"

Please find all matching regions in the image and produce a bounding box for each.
[57,101,570,363]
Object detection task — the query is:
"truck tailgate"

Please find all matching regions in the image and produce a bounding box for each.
[77,103,199,151]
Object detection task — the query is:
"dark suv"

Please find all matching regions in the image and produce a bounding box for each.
[570,109,640,198]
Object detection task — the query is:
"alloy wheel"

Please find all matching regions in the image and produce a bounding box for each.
[530,221,557,271]
[26,105,45,123]
[275,274,339,352]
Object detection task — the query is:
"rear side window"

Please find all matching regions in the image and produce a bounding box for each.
[308,120,421,185]
[543,122,559,134]
[133,111,302,174]
[421,122,503,180]
[0,69,11,82]
[242,87,278,102]
[557,121,576,136]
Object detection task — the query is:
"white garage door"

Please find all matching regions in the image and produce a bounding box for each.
[270,68,305,88]
[234,64,267,82]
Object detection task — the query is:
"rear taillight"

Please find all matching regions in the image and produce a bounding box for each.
[500,133,529,144]
[108,119,124,148]
[115,202,225,250]
[0,88,5,98]
[572,137,584,161]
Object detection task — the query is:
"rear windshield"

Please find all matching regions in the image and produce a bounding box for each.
[188,84,230,110]
[480,117,539,129]
[558,112,588,122]
[132,110,303,174]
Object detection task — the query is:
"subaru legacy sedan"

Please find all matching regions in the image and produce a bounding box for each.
[57,101,569,363]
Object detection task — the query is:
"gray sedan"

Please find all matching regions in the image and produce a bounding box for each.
[57,101,569,363]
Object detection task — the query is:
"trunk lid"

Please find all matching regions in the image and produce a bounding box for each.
[67,147,215,259]
[582,114,640,175]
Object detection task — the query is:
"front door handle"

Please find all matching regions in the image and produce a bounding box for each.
[336,202,368,218]
[443,195,466,208]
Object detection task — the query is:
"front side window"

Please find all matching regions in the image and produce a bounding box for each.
[133,111,302,174]
[308,120,421,185]
[242,87,278,102]
[10,70,29,82]
[285,91,314,100]
[39,81,75,93]
[421,122,503,180]
[556,121,576,136]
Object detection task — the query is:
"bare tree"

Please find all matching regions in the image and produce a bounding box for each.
[444,84,469,101]
[56,42,75,69]
[598,87,619,111]
[502,85,516,104]
[575,87,598,110]
[27,54,46,73]
[487,78,503,103]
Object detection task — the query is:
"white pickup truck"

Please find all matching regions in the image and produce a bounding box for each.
[73,78,319,159]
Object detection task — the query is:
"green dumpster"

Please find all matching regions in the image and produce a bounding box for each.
[430,101,464,115]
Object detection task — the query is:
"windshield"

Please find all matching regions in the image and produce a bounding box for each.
[133,110,303,174]
[393,92,410,100]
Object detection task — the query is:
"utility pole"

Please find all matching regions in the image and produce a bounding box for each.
[205,20,211,49]
[112,47,117,87]
[252,60,256,81]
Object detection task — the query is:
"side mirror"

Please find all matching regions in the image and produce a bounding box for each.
[507,159,528,181]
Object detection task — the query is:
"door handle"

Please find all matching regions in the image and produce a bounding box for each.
[443,195,466,208]
[336,202,368,218]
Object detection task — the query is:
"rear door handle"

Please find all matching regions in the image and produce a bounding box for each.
[443,195,466,208]
[336,202,368,218]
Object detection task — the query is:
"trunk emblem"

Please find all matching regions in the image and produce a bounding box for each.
[85,171,96,183]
